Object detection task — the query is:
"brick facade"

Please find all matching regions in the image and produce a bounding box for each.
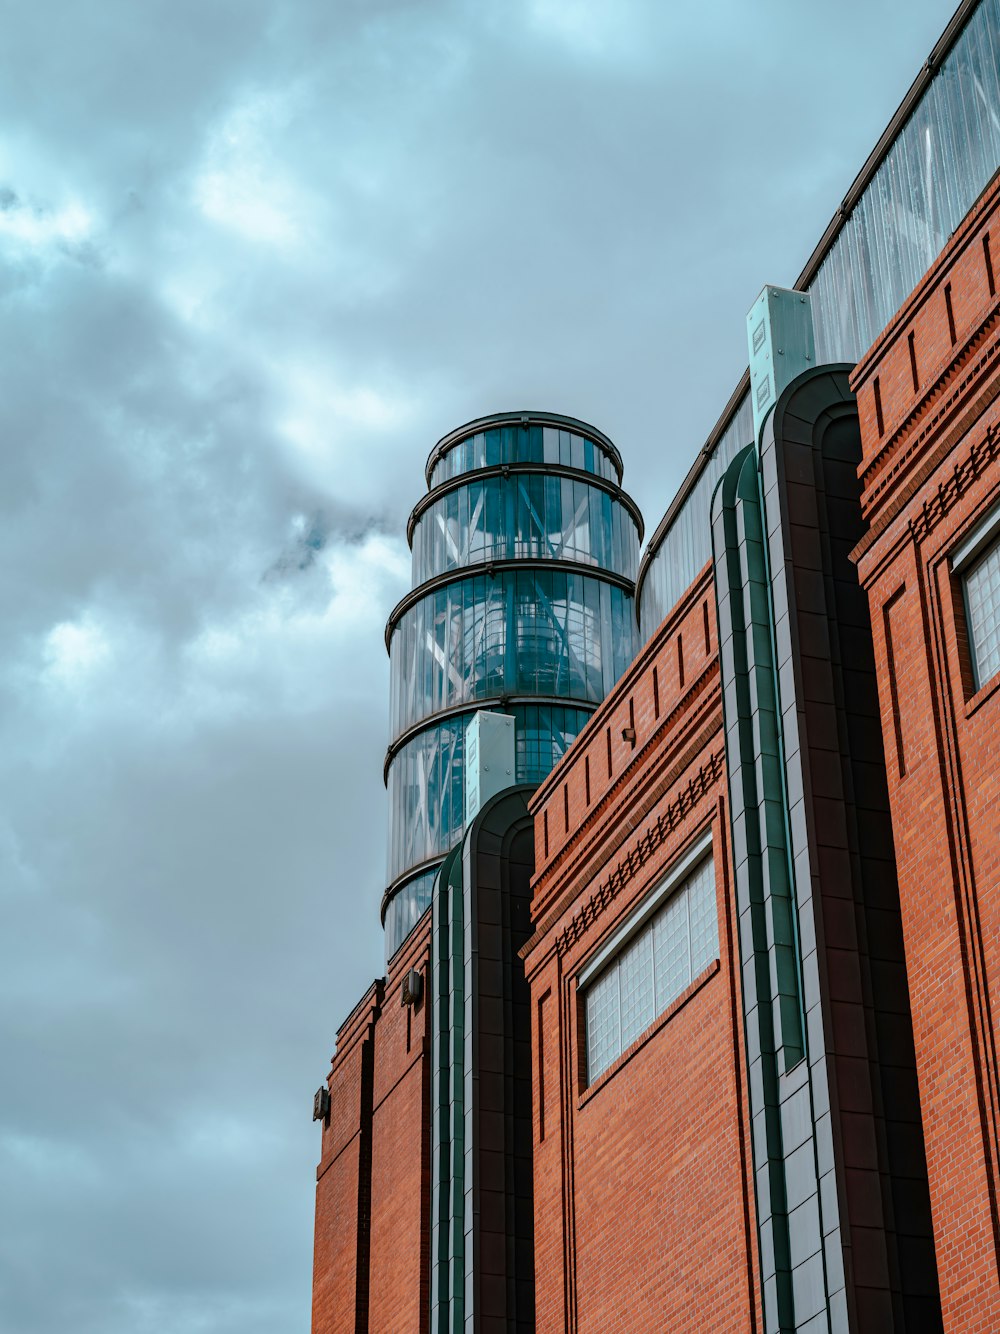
[851,167,1000,1333]
[312,922,431,1334]
[524,570,760,1333]
[311,115,1000,1334]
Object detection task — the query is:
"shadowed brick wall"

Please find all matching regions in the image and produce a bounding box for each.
[852,167,1000,1333]
[312,924,431,1334]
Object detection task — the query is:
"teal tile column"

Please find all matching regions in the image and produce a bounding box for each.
[713,363,942,1332]
[712,442,803,1334]
[431,849,466,1333]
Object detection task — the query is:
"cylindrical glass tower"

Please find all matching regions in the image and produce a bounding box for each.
[382,411,643,956]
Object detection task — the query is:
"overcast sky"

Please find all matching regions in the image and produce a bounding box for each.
[0,2,964,1331]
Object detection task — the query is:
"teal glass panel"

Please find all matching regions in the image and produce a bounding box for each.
[385,703,593,888]
[384,868,438,959]
[411,473,639,585]
[389,571,637,740]
[429,425,617,488]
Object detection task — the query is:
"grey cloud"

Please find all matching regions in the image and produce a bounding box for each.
[0,1,959,1330]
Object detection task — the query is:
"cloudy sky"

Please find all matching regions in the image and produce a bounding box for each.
[0,1,962,1330]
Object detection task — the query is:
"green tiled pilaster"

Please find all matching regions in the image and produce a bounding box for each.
[431,849,465,1332]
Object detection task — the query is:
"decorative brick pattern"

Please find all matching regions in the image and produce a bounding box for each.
[852,166,1000,1333]
[553,749,724,958]
[524,587,759,1334]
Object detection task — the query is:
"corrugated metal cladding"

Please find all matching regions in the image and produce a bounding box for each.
[639,0,1000,635]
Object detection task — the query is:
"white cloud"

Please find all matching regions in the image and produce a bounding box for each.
[43,616,112,687]
[274,360,418,504]
[179,1112,280,1163]
[525,0,647,63]
[183,530,408,711]
[193,91,311,248]
[1,1132,102,1185]
[0,196,94,249]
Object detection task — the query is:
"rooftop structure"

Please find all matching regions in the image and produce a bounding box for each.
[382,411,643,955]
[636,0,1000,632]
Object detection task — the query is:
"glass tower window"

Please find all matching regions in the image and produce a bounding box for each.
[429,423,619,489]
[583,853,717,1085]
[386,703,594,892]
[389,571,636,740]
[412,472,639,585]
[384,412,641,955]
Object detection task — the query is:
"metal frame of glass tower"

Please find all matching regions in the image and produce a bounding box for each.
[382,411,643,956]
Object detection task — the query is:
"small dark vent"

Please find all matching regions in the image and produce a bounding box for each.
[313,1086,331,1123]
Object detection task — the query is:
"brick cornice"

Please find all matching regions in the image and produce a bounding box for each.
[853,395,1000,570]
[859,298,1000,526]
[331,978,385,1063]
[908,419,1000,547]
[529,564,714,815]
[529,666,721,922]
[552,748,723,960]
[522,740,724,963]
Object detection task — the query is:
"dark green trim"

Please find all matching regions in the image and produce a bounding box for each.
[712,444,797,1334]
[430,848,465,1332]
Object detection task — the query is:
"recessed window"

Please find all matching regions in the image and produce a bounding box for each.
[582,845,717,1085]
[964,537,1000,689]
[953,504,1000,693]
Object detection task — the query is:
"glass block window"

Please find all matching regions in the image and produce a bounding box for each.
[583,854,717,1084]
[965,537,1000,690]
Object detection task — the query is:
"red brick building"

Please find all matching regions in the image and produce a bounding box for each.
[523,570,760,1332]
[312,4,1000,1330]
[851,170,1000,1331]
[313,919,432,1334]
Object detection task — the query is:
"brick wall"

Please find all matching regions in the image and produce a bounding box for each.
[524,569,759,1333]
[368,923,432,1333]
[312,981,381,1334]
[312,919,432,1334]
[851,167,1000,1333]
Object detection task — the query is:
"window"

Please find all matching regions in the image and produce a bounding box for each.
[953,504,1000,692]
[964,539,1000,689]
[581,840,718,1085]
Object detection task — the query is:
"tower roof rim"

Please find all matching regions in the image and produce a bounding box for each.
[424,411,623,487]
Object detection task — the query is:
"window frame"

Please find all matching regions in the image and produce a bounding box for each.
[578,828,717,1087]
[951,499,1000,694]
